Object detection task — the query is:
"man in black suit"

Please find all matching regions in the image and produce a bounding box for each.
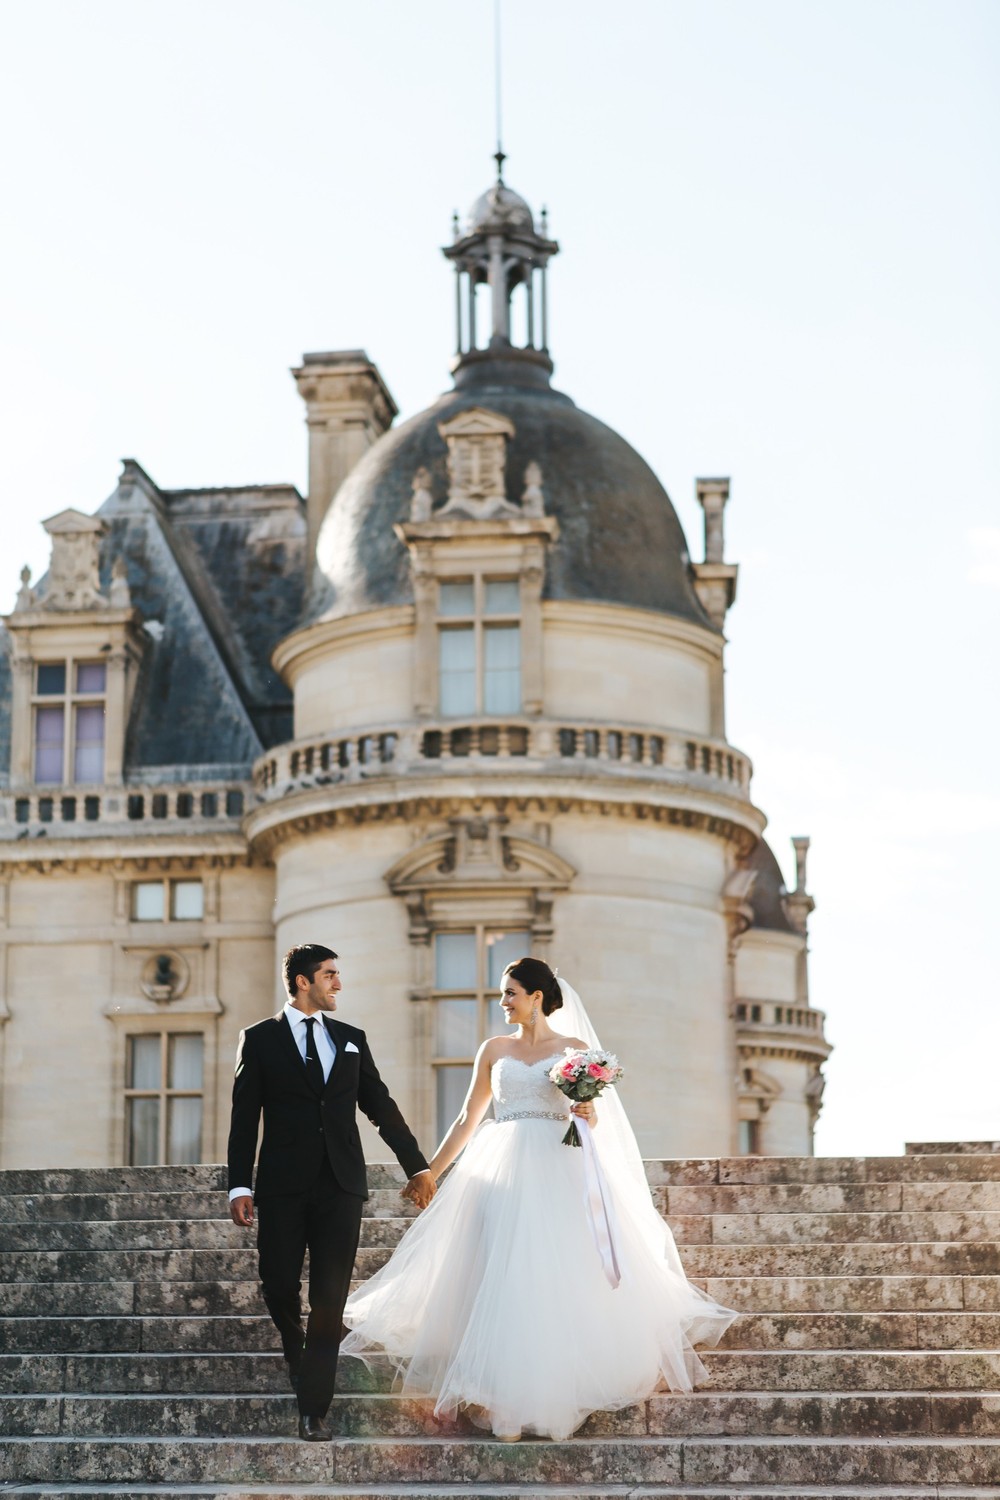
[227,943,434,1441]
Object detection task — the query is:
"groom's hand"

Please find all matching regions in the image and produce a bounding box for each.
[229,1194,254,1227]
[402,1171,436,1210]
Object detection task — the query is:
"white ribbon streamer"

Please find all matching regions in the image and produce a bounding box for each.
[575,1113,621,1289]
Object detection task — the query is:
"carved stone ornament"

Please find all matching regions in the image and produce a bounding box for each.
[108,554,132,608]
[436,407,519,519]
[39,509,108,611]
[14,565,35,612]
[410,467,434,521]
[521,461,546,518]
[140,949,190,1004]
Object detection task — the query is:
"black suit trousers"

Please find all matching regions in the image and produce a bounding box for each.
[255,1159,364,1419]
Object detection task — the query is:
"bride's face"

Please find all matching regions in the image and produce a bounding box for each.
[499,976,542,1027]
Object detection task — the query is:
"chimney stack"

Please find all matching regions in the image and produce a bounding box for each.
[292,350,397,558]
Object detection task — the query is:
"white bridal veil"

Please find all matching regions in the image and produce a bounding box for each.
[548,977,693,1282]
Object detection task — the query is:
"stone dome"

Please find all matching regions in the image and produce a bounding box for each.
[310,368,714,630]
[467,181,535,234]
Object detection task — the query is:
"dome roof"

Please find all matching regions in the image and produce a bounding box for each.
[746,838,796,934]
[467,181,534,234]
[310,370,714,630]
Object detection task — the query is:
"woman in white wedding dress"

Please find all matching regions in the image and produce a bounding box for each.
[341,957,736,1441]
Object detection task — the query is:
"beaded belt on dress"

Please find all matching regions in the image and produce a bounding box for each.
[495,1110,569,1123]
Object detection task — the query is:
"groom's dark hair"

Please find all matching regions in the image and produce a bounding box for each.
[283,943,338,999]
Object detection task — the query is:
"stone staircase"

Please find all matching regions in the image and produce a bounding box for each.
[3,1151,1000,1498]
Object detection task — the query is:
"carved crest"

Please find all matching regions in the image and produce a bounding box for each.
[436,408,519,519]
[39,509,107,611]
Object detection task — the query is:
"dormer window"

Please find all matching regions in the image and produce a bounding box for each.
[32,659,107,785]
[437,578,521,716]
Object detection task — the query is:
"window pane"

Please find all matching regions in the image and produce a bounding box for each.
[484,580,520,615]
[486,930,532,989]
[171,880,204,921]
[167,1096,203,1164]
[484,625,521,713]
[133,881,165,921]
[434,931,477,989]
[76,662,107,693]
[169,1033,204,1090]
[439,627,476,715]
[438,581,474,616]
[73,704,105,782]
[128,1034,162,1091]
[436,1065,472,1141]
[36,663,66,695]
[434,999,479,1058]
[128,1097,160,1166]
[34,706,65,783]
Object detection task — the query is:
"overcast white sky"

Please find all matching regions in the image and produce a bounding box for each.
[1,0,997,1156]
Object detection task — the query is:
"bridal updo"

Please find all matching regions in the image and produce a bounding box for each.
[502,957,563,1016]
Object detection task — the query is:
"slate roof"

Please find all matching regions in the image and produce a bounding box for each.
[746,837,797,934]
[309,356,715,630]
[0,461,306,786]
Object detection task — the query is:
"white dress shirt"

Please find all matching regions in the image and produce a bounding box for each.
[228,1003,338,1202]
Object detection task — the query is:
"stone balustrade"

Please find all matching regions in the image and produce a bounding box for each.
[0,783,251,840]
[736,1002,831,1058]
[253,719,752,800]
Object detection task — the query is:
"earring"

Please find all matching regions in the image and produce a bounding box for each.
[530,1003,539,1025]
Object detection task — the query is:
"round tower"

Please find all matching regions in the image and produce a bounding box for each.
[247,165,829,1158]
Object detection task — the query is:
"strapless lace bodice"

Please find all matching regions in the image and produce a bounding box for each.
[491,1053,570,1123]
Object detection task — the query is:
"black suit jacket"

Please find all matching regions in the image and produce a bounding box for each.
[226,1011,428,1200]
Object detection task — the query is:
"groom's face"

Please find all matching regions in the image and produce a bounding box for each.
[302,958,341,1013]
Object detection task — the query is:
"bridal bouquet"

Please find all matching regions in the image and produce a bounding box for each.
[549,1050,624,1146]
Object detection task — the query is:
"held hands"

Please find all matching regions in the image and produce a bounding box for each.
[229,1194,254,1227]
[401,1170,436,1210]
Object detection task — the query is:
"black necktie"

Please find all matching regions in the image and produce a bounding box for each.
[303,1016,325,1094]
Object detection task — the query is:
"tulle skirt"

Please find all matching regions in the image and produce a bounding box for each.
[341,1116,737,1440]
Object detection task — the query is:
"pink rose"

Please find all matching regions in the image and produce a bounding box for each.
[587,1062,611,1081]
[560,1059,579,1079]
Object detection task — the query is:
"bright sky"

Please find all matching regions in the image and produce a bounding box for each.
[1,1,997,1157]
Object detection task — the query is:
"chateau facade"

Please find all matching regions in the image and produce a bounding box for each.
[0,171,829,1170]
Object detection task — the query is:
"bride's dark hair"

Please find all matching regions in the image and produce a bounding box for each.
[502,956,563,1016]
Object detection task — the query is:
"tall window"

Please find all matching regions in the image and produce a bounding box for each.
[32,660,106,785]
[125,1032,204,1165]
[437,579,521,716]
[431,927,530,1139]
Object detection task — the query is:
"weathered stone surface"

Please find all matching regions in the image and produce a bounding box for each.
[719,1152,1000,1183]
[0,1279,137,1315]
[0,1187,418,1225]
[902,1180,1000,1211]
[702,1273,966,1312]
[708,1209,1000,1245]
[0,1214,406,1252]
[0,1316,142,1354]
[719,1311,921,1350]
[680,1240,1000,1276]
[0,1249,197,1283]
[680,1435,1000,1485]
[699,1347,1000,1390]
[665,1182,905,1215]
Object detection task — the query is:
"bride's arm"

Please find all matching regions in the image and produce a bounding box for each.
[426,1041,497,1180]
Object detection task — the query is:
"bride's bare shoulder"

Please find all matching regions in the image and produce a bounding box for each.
[480,1035,516,1064]
[559,1035,588,1051]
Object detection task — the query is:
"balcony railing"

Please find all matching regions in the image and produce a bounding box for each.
[254,719,752,801]
[735,1002,831,1056]
[0,783,251,840]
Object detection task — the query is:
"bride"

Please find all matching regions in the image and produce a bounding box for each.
[340,956,736,1441]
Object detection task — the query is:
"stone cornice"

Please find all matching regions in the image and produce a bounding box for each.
[245,780,764,861]
[0,839,251,875]
[271,605,415,681]
[541,598,723,660]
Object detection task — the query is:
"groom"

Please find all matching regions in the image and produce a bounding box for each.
[227,943,434,1440]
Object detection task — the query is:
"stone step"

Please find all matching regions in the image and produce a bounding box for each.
[0,1216,408,1253]
[9,1347,1000,1396]
[10,1210,1000,1254]
[9,1270,1000,1319]
[701,1274,1000,1312]
[10,1489,1000,1500]
[0,1189,419,1224]
[680,1241,1000,1276]
[7,1151,1000,1198]
[9,1182,1000,1228]
[659,1182,1000,1213]
[8,1238,1000,1286]
[4,1434,1000,1486]
[6,1309,1000,1356]
[6,1390,1000,1439]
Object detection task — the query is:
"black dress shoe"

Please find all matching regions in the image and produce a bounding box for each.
[298,1414,331,1442]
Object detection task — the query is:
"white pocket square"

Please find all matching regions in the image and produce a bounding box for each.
[344,1041,360,1054]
